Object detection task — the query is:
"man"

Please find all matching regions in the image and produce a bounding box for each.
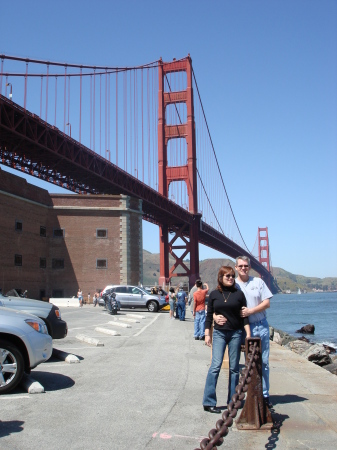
[189,279,200,315]
[176,287,188,321]
[193,280,209,340]
[235,256,273,408]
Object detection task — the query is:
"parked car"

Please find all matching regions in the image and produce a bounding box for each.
[100,285,167,312]
[0,306,53,394]
[0,291,67,339]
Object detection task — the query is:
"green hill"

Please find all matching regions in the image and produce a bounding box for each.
[143,250,337,293]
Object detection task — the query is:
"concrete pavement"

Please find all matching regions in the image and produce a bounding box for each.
[0,306,336,449]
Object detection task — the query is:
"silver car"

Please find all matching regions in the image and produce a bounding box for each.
[0,291,67,339]
[100,285,167,312]
[0,306,53,394]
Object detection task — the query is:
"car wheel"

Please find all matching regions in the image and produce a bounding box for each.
[0,340,25,395]
[147,301,158,312]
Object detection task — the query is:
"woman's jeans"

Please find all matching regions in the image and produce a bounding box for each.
[203,328,242,406]
[194,310,206,338]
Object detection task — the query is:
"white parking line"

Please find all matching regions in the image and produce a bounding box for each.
[133,314,160,336]
[1,395,30,399]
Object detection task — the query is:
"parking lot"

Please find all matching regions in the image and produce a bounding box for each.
[0,305,278,450]
[0,305,212,449]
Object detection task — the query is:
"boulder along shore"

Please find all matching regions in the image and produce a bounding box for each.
[269,326,337,376]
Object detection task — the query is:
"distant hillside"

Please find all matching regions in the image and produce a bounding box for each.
[143,250,337,293]
[272,267,337,293]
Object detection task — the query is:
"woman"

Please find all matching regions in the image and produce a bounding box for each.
[168,287,176,319]
[202,266,250,413]
[77,288,83,307]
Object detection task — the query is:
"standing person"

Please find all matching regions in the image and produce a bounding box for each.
[87,293,91,304]
[77,288,83,307]
[193,281,209,340]
[202,266,250,414]
[168,287,176,319]
[189,280,200,316]
[93,292,99,307]
[176,287,188,321]
[235,256,273,408]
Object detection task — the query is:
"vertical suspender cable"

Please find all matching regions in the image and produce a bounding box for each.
[90,75,92,149]
[0,58,3,94]
[45,64,49,122]
[79,68,82,143]
[54,76,57,126]
[93,69,96,152]
[105,70,107,157]
[24,62,28,110]
[67,75,70,132]
[141,69,144,182]
[99,73,102,156]
[116,71,118,166]
[63,66,67,132]
[40,77,43,118]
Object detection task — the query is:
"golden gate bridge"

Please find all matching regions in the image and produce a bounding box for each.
[0,53,274,287]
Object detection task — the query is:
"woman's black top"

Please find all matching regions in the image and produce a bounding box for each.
[205,287,249,331]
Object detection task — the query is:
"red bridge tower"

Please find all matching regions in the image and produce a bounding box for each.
[258,227,270,272]
[157,56,200,287]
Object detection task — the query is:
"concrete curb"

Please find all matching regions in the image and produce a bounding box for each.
[119,318,140,323]
[126,314,146,319]
[95,327,121,336]
[108,321,131,328]
[21,375,44,394]
[52,348,80,364]
[76,334,104,346]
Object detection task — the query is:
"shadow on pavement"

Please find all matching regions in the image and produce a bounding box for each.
[0,420,24,438]
[270,394,308,405]
[30,371,75,391]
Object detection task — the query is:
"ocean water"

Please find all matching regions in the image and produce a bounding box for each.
[266,292,337,348]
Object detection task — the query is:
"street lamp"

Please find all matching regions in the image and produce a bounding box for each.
[66,122,71,137]
[6,82,12,100]
[106,149,110,161]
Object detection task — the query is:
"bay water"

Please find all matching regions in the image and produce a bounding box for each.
[266,291,337,348]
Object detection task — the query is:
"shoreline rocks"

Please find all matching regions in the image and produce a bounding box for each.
[269,326,335,376]
[296,324,315,334]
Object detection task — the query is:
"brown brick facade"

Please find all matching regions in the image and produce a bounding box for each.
[0,168,143,300]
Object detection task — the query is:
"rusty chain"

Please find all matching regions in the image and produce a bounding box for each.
[194,342,259,450]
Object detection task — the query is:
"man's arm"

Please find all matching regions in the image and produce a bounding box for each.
[240,298,270,318]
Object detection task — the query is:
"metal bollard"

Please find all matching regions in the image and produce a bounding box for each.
[236,337,273,430]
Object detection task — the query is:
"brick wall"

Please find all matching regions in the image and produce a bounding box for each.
[0,168,143,300]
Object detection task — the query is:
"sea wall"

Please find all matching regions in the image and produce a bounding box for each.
[269,326,337,376]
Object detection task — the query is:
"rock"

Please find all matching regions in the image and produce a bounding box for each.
[296,324,315,334]
[273,331,282,345]
[330,354,337,363]
[322,362,337,375]
[288,340,312,354]
[323,344,336,354]
[297,336,310,343]
[269,326,274,340]
[301,344,332,366]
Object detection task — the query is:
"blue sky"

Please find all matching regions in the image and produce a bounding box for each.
[1,0,336,278]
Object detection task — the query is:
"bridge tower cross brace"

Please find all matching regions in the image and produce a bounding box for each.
[258,227,270,272]
[157,56,200,288]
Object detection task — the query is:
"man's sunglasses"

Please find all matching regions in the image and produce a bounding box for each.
[237,265,249,268]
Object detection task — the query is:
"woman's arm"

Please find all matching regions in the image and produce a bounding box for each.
[244,323,251,338]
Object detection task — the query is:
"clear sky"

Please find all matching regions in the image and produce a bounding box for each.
[1,0,336,278]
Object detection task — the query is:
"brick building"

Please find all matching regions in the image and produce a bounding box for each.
[0,168,143,300]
